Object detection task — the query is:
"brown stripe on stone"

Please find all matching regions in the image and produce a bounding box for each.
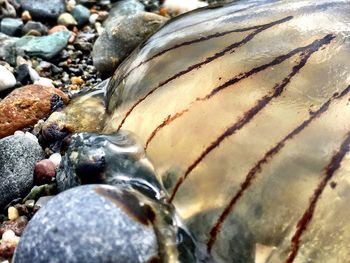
[285,130,350,263]
[207,84,350,252]
[145,34,335,151]
[116,16,293,131]
[168,34,335,203]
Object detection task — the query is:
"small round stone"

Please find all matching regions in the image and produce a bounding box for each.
[7,207,19,221]
[34,159,56,185]
[48,153,62,168]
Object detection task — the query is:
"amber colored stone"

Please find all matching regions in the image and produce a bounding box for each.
[0,85,69,138]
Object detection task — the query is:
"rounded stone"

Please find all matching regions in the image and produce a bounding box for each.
[17,0,65,20]
[71,5,90,27]
[0,65,16,91]
[13,185,160,263]
[57,13,78,28]
[0,134,44,209]
[34,159,56,185]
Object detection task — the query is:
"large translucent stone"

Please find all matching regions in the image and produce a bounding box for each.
[104,0,350,262]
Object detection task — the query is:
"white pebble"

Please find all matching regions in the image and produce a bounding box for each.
[2,230,15,241]
[89,13,99,24]
[14,130,25,136]
[163,0,207,14]
[8,206,19,220]
[28,66,40,82]
[49,153,62,168]
[0,65,16,91]
[34,77,55,88]
[24,132,38,142]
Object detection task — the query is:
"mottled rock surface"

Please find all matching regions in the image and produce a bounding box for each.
[14,185,165,263]
[0,135,44,209]
[92,11,168,76]
[0,84,69,138]
[17,0,65,20]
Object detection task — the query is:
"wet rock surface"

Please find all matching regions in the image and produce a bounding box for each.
[0,134,44,210]
[13,184,186,263]
[0,84,69,138]
[92,11,168,76]
[17,0,65,20]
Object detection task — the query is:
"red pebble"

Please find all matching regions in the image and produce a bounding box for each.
[34,159,56,185]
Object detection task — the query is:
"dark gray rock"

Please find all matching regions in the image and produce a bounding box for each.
[0,134,44,210]
[0,18,23,36]
[92,11,168,76]
[15,64,31,85]
[0,33,17,64]
[13,185,160,263]
[22,21,48,36]
[15,31,71,59]
[17,0,65,20]
[103,0,145,27]
[71,4,90,27]
[0,0,17,19]
[57,131,164,200]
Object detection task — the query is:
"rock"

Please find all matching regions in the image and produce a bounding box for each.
[33,77,55,88]
[88,13,98,24]
[15,31,71,59]
[0,65,16,91]
[0,18,23,36]
[48,25,68,34]
[17,0,65,20]
[13,184,198,262]
[48,153,62,168]
[0,33,17,64]
[7,207,19,220]
[92,12,168,76]
[0,134,44,209]
[163,0,208,14]
[0,216,28,236]
[103,0,145,27]
[56,131,163,199]
[14,185,158,262]
[139,0,161,12]
[22,184,56,203]
[34,159,56,185]
[0,84,69,138]
[15,63,31,85]
[0,0,17,19]
[42,88,106,143]
[71,4,90,27]
[20,10,31,22]
[22,21,48,36]
[57,13,78,28]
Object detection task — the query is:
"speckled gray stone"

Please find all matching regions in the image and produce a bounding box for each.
[17,0,65,20]
[92,11,168,76]
[0,135,44,209]
[13,184,159,263]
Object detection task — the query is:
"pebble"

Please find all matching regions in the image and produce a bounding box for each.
[15,64,31,85]
[34,159,56,185]
[2,230,20,245]
[56,131,162,199]
[48,25,68,35]
[0,85,69,138]
[20,11,32,22]
[0,134,44,209]
[88,13,99,24]
[7,207,19,221]
[22,21,48,36]
[0,0,16,19]
[33,77,55,88]
[103,0,145,27]
[57,13,78,28]
[71,5,90,27]
[92,12,168,76]
[17,0,65,20]
[0,217,29,237]
[16,31,71,59]
[163,0,208,14]
[0,18,23,36]
[13,185,161,263]
[49,153,62,168]
[0,65,16,91]
[0,33,17,64]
